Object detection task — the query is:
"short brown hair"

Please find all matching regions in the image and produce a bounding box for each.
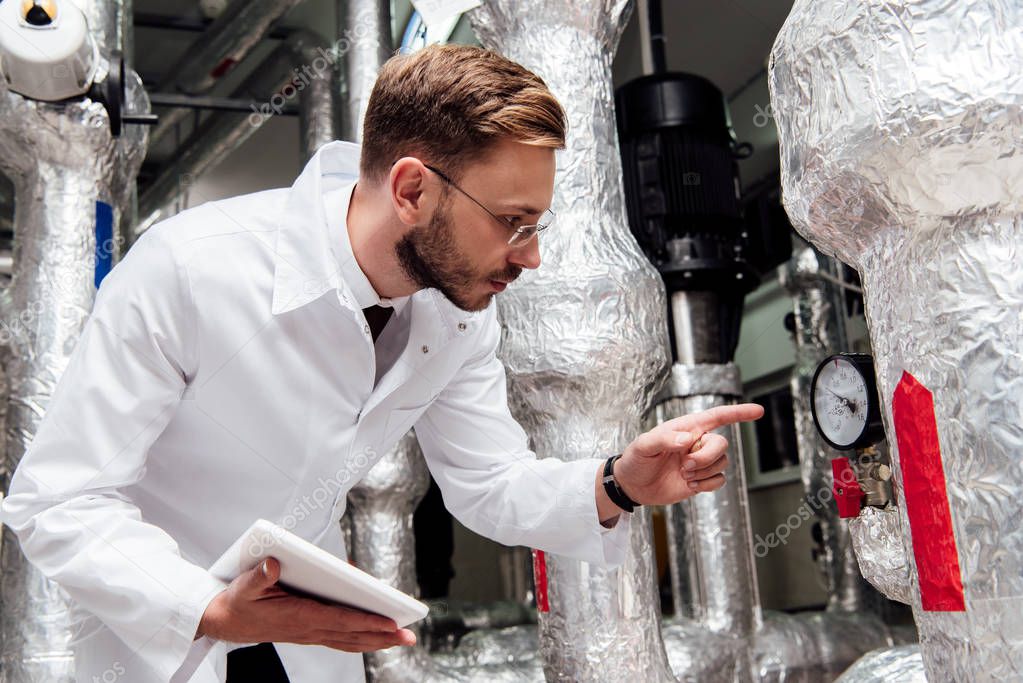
[360,44,566,182]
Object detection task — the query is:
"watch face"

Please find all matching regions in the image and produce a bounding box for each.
[813,356,870,448]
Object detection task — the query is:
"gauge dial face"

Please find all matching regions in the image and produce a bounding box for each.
[813,356,870,448]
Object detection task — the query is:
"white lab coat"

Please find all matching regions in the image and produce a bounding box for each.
[1,141,629,682]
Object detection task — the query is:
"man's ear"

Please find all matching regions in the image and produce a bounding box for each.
[389,158,431,227]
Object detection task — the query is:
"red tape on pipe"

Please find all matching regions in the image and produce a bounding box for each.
[892,370,966,611]
[532,549,549,612]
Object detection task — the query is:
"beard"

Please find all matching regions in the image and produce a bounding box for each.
[395,203,522,312]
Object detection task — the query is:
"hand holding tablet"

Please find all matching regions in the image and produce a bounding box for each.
[196,520,427,651]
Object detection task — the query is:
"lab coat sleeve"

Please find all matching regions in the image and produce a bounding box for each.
[414,307,630,568]
[1,226,228,681]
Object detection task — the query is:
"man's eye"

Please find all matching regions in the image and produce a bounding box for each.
[505,216,524,227]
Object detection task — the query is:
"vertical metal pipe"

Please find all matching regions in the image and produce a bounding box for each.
[779,243,878,613]
[0,3,149,678]
[338,0,392,142]
[657,360,760,651]
[292,35,341,159]
[347,433,442,682]
[469,3,676,681]
[347,433,542,682]
[771,0,1023,678]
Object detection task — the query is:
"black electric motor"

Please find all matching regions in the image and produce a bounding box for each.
[616,73,791,362]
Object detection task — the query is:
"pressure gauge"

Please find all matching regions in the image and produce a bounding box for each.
[810,353,885,450]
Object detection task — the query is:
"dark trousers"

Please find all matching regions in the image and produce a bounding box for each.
[226,643,290,682]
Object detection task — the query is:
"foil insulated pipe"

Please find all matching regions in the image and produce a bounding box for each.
[149,0,306,148]
[834,645,926,683]
[0,3,150,679]
[656,310,895,680]
[338,0,392,142]
[663,348,760,635]
[771,1,1023,678]
[347,431,539,682]
[847,505,913,606]
[779,243,878,613]
[470,2,675,681]
[294,34,340,159]
[137,30,337,230]
[655,362,759,682]
[749,611,895,683]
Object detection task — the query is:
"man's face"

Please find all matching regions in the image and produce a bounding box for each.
[395,139,556,312]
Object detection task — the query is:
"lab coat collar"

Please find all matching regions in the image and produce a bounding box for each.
[272,140,361,316]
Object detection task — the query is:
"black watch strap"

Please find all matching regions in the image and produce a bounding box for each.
[602,454,639,513]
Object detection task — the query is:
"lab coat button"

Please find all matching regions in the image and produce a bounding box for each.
[421,345,429,354]
[457,322,467,331]
[363,324,371,335]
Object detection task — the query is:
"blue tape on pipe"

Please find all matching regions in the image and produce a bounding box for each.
[95,201,113,288]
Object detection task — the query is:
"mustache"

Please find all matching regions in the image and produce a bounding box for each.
[490,266,522,283]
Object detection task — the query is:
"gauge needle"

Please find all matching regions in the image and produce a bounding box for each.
[825,387,857,414]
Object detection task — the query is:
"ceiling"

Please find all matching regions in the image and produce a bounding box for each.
[131,0,794,98]
[0,0,796,232]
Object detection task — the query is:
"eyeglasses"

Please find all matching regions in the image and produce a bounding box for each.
[423,164,554,247]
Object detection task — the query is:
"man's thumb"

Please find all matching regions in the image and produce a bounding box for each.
[241,557,280,592]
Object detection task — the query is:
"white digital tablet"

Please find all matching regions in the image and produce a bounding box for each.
[209,519,429,628]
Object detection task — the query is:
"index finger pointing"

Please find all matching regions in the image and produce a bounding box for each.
[665,403,764,435]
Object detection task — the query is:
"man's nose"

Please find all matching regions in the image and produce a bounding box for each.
[508,236,542,270]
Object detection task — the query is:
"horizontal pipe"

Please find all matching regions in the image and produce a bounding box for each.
[133,12,291,39]
[148,92,299,115]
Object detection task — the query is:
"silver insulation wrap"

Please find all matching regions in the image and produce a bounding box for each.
[293,32,341,160]
[779,244,877,613]
[0,1,149,678]
[835,645,926,683]
[470,2,674,680]
[770,1,1023,679]
[149,0,306,148]
[656,363,761,649]
[661,619,743,682]
[752,611,893,683]
[138,30,337,229]
[347,431,539,682]
[339,0,392,142]
[847,506,913,606]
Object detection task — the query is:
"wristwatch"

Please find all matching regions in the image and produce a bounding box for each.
[602,454,639,513]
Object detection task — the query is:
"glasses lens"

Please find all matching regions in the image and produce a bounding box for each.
[538,209,555,229]
[508,227,536,246]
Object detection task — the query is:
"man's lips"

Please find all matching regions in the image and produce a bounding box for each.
[490,280,508,292]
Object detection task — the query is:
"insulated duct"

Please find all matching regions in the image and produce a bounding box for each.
[338,0,392,142]
[470,2,676,681]
[0,1,150,678]
[846,506,913,606]
[770,0,1023,678]
[655,295,896,682]
[779,243,878,613]
[347,432,539,682]
[149,0,306,148]
[835,645,925,683]
[657,362,759,651]
[138,30,337,230]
